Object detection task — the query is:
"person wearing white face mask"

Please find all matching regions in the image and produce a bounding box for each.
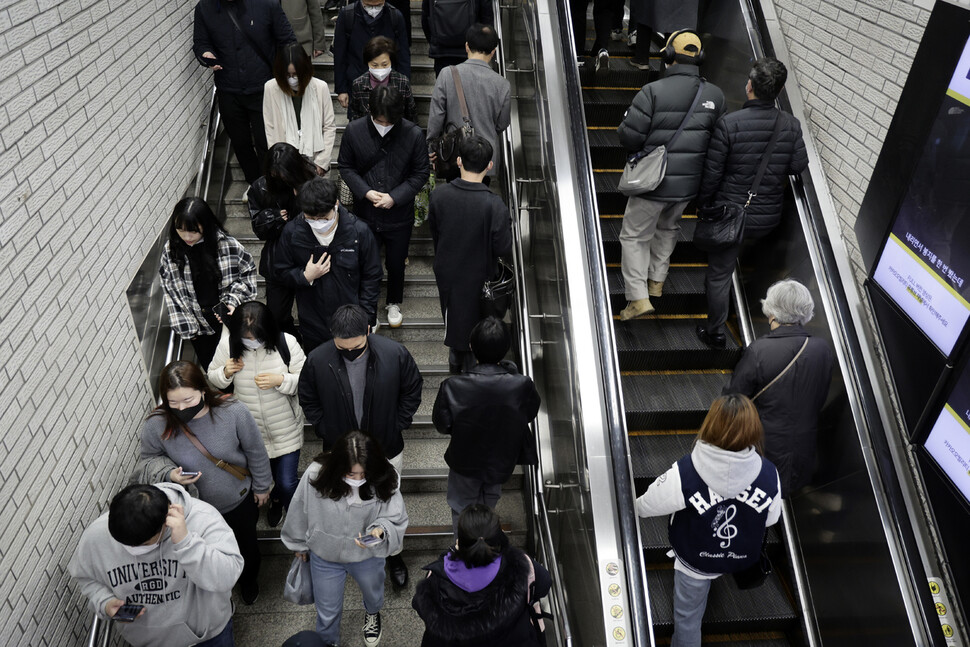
[208,301,307,528]
[264,44,337,176]
[282,430,408,647]
[273,176,383,350]
[68,483,243,647]
[348,36,417,122]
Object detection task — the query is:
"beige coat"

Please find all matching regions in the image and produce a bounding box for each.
[281,0,326,56]
[263,77,337,171]
[207,330,306,459]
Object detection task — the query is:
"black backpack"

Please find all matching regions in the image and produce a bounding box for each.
[430,0,479,48]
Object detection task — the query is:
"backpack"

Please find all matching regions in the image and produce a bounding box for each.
[276,332,291,365]
[329,4,357,55]
[431,0,479,49]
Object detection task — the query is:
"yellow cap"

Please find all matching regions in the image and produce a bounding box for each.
[667,31,703,58]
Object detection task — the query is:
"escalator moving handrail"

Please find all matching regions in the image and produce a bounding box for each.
[551,1,653,645]
[493,3,573,644]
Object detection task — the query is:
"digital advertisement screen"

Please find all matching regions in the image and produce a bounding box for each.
[924,362,970,507]
[872,35,970,356]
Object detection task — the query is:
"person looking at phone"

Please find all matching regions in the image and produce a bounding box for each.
[282,430,409,647]
[159,197,257,371]
[140,360,273,606]
[68,483,243,647]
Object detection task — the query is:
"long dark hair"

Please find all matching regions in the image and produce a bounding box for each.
[264,142,317,196]
[310,431,397,502]
[149,360,229,439]
[450,504,509,568]
[168,197,226,273]
[273,43,313,96]
[228,301,281,360]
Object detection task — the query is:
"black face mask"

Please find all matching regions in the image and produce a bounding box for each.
[338,344,367,362]
[174,399,206,423]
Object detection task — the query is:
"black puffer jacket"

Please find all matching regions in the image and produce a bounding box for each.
[698,100,809,234]
[617,64,726,202]
[412,547,552,647]
[248,176,301,278]
[338,117,431,232]
[722,325,834,494]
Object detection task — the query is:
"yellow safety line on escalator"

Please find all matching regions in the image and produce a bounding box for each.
[582,86,643,91]
[599,214,698,219]
[606,262,707,268]
[621,369,733,376]
[612,314,707,320]
[628,429,698,436]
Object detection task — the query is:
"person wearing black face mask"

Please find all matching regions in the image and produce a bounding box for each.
[298,304,423,589]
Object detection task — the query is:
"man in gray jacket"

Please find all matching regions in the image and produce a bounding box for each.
[68,483,243,647]
[427,23,511,175]
[616,31,725,320]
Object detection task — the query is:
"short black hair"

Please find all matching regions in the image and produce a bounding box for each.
[363,35,399,68]
[299,176,338,218]
[748,57,787,101]
[470,316,510,364]
[369,86,405,124]
[330,304,370,339]
[458,135,493,173]
[466,23,499,54]
[108,484,169,546]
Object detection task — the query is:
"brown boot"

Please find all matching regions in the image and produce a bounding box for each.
[620,298,655,320]
[647,280,664,298]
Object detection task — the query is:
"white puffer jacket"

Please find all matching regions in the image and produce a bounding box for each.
[208,328,306,459]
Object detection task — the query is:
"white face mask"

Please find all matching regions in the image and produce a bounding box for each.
[372,119,394,137]
[344,476,367,488]
[369,66,392,82]
[241,338,264,350]
[307,216,338,233]
[287,76,300,91]
[363,3,383,18]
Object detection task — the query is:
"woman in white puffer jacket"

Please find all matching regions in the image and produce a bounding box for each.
[209,300,306,528]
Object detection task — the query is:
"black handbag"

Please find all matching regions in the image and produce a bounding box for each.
[732,532,772,590]
[429,67,474,182]
[481,257,514,319]
[694,116,784,252]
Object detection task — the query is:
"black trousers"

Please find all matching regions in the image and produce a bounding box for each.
[388,0,413,46]
[373,226,413,305]
[703,231,768,336]
[264,275,298,339]
[190,309,223,372]
[570,0,617,54]
[222,493,261,588]
[434,56,466,76]
[218,90,268,185]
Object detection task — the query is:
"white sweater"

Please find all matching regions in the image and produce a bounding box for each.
[263,76,337,171]
[207,329,306,459]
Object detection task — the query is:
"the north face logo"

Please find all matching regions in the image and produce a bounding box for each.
[702,100,716,109]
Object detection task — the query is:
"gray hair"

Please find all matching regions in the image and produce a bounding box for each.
[761,279,814,326]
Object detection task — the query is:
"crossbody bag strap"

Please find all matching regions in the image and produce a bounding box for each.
[181,427,251,481]
[745,114,784,207]
[224,5,273,68]
[752,337,810,401]
[665,79,706,151]
[450,66,472,128]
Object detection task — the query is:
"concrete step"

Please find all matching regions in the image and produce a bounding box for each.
[302,413,441,443]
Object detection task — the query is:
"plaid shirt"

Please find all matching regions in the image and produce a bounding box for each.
[348,70,418,123]
[159,231,257,339]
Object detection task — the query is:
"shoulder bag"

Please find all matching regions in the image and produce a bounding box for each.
[694,115,783,252]
[752,337,810,401]
[732,531,772,589]
[480,210,515,319]
[618,80,706,197]
[181,427,251,481]
[224,6,273,68]
[429,66,475,182]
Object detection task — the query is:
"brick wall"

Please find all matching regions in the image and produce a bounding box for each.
[0,0,209,641]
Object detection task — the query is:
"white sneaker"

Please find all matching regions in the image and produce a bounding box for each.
[386,304,403,328]
[628,29,637,46]
[595,48,610,73]
[371,319,380,333]
[241,185,250,202]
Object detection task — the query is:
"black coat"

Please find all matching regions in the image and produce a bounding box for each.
[193,0,296,95]
[429,180,512,350]
[332,1,411,94]
[723,325,834,494]
[420,0,494,59]
[248,176,302,278]
[432,363,541,484]
[298,333,423,458]
[412,547,551,647]
[698,100,809,234]
[338,117,431,232]
[616,65,726,202]
[272,208,382,346]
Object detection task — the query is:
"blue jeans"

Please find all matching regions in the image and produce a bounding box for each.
[671,570,712,647]
[270,450,300,508]
[309,553,385,643]
[196,618,234,647]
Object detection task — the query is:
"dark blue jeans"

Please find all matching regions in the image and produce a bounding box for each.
[270,449,300,508]
[197,618,234,647]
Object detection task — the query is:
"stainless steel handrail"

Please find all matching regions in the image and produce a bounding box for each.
[494,2,573,643]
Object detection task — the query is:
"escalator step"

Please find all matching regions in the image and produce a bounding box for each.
[629,433,696,485]
[600,218,708,265]
[638,516,785,563]
[608,266,708,315]
[621,372,727,430]
[647,568,797,637]
[583,89,639,126]
[579,67,654,88]
[594,171,629,213]
[615,319,742,371]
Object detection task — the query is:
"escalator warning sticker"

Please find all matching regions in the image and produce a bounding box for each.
[937,602,948,616]
[608,583,621,597]
[943,625,954,639]
[930,581,941,595]
[613,628,626,641]
[610,605,623,619]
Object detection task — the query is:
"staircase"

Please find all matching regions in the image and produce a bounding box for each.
[579,41,801,645]
[213,3,528,643]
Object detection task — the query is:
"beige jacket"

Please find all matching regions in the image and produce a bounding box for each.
[263,76,337,171]
[282,0,326,56]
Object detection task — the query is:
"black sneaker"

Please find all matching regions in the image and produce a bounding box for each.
[241,580,259,605]
[267,501,284,528]
[386,554,408,590]
[363,612,382,646]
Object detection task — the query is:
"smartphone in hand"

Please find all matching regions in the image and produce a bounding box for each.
[212,303,230,321]
[180,471,200,477]
[357,533,383,547]
[112,604,144,623]
[203,56,221,68]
